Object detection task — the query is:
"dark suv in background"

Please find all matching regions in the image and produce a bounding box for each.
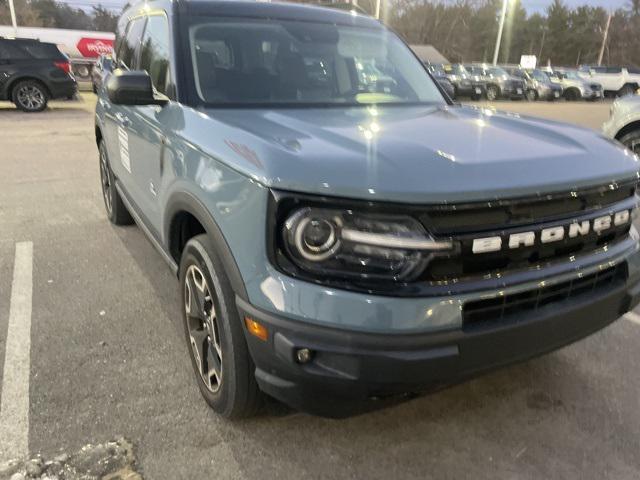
[503,66,562,101]
[436,63,484,100]
[0,37,76,112]
[465,64,525,101]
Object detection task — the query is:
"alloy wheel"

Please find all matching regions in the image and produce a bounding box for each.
[625,138,640,156]
[16,85,45,111]
[184,264,223,393]
[486,86,498,101]
[99,146,113,215]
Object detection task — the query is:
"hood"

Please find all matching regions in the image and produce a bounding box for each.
[178,104,639,204]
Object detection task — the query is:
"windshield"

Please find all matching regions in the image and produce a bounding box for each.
[187,17,445,107]
[488,67,509,78]
[562,71,581,80]
[531,70,548,82]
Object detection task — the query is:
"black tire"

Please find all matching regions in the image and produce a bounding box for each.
[12,79,49,112]
[486,85,499,101]
[619,84,637,97]
[619,129,640,156]
[564,88,581,101]
[98,140,134,225]
[92,83,98,94]
[526,89,538,102]
[179,234,262,419]
[470,93,481,101]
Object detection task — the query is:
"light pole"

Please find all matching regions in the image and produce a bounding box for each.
[8,0,18,37]
[492,0,509,66]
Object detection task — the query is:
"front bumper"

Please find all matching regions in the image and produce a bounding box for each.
[239,264,640,417]
[502,85,525,99]
[583,89,603,100]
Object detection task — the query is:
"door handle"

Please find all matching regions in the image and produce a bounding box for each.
[115,112,131,128]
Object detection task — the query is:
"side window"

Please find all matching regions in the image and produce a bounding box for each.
[118,17,147,69]
[0,41,31,60]
[605,67,622,74]
[139,15,171,96]
[628,67,640,75]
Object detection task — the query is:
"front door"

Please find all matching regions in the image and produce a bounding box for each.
[124,13,174,236]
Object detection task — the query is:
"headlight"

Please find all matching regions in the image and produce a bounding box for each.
[279,206,452,282]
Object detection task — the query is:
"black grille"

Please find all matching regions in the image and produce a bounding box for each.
[421,183,635,235]
[418,182,636,282]
[426,220,630,281]
[463,264,626,329]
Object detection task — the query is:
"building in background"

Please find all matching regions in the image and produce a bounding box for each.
[409,45,449,65]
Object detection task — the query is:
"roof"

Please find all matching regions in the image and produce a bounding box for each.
[409,45,448,64]
[175,0,382,28]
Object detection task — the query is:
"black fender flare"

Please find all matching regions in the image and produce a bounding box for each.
[164,190,249,301]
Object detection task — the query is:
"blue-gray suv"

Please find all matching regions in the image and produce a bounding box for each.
[95,0,640,418]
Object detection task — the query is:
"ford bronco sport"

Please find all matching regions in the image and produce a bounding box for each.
[96,0,640,418]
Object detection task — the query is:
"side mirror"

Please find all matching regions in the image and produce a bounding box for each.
[106,69,168,106]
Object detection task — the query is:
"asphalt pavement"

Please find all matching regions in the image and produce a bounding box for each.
[1,94,640,479]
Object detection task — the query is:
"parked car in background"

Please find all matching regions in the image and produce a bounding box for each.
[91,54,113,93]
[425,64,456,99]
[503,66,562,101]
[465,64,525,101]
[603,93,640,154]
[579,66,640,98]
[435,63,483,100]
[0,37,77,112]
[543,69,602,101]
[0,26,114,86]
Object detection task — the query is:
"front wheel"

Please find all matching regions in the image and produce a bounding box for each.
[619,129,640,156]
[564,88,581,101]
[12,80,48,112]
[485,85,499,101]
[180,234,262,418]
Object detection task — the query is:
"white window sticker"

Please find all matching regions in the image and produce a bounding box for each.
[118,126,131,173]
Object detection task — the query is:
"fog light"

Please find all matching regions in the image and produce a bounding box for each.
[296,348,313,364]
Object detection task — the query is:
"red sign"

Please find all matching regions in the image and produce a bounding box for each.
[76,38,114,58]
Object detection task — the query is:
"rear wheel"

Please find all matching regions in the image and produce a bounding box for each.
[98,140,133,225]
[12,80,48,112]
[619,129,640,156]
[180,234,262,418]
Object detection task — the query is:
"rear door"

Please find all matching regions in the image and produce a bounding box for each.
[0,40,33,100]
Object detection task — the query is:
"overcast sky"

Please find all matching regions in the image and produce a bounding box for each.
[59,0,632,14]
[521,0,628,13]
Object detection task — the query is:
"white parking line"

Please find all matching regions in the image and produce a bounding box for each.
[624,311,640,325]
[0,241,33,462]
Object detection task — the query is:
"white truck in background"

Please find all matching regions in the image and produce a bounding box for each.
[0,26,114,85]
[578,66,640,97]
